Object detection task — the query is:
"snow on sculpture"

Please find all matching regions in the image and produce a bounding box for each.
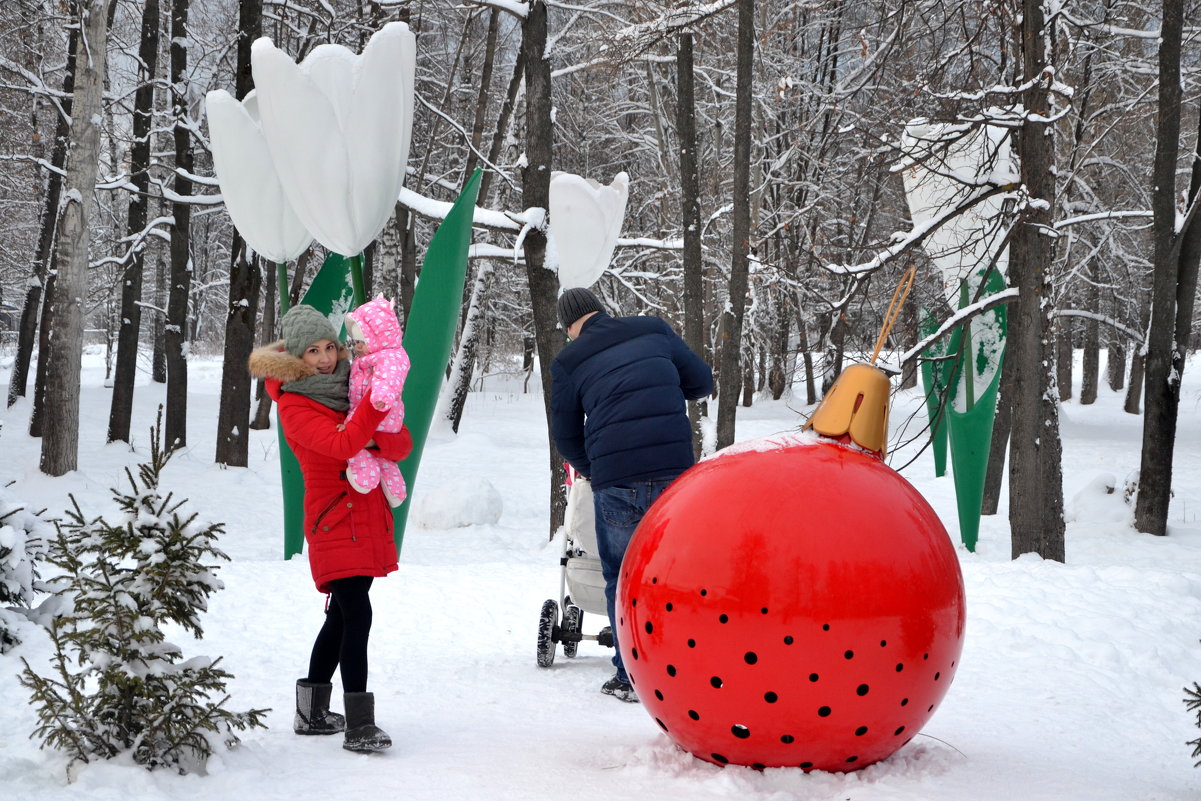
[549,171,629,289]
[205,90,313,263]
[250,22,417,257]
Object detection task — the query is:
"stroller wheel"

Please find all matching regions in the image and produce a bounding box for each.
[537,599,559,668]
[562,603,583,658]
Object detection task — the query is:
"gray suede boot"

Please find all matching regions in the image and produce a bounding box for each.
[342,692,392,753]
[294,679,346,735]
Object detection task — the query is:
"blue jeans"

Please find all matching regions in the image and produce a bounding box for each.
[593,479,675,683]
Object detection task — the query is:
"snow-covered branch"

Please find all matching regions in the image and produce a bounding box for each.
[892,288,1020,374]
[1054,210,1154,229]
[465,0,528,19]
[1052,310,1145,344]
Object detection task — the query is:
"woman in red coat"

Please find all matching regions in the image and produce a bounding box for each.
[250,304,411,754]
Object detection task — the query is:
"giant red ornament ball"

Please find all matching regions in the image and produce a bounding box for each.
[616,438,965,772]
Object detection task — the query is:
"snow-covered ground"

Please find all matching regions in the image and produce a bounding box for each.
[1,350,1199,800]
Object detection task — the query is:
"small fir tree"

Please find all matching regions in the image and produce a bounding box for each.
[19,411,267,773]
[1187,682,1201,767]
[0,495,51,652]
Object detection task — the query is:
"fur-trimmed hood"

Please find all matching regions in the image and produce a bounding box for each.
[248,339,349,383]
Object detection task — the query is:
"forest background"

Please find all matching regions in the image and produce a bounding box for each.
[0,0,1199,557]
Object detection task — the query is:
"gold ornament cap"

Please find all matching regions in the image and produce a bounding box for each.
[804,363,891,457]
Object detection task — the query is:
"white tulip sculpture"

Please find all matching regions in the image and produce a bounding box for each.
[205,90,313,264]
[548,171,629,289]
[899,121,1014,552]
[251,22,416,277]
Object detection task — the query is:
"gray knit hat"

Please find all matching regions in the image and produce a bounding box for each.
[557,287,604,329]
[281,304,339,358]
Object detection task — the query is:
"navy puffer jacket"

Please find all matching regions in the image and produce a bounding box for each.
[551,312,713,490]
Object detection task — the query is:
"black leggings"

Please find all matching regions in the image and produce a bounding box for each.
[306,575,374,693]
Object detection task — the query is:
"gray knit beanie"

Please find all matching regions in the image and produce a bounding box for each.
[281,304,339,358]
[557,287,604,329]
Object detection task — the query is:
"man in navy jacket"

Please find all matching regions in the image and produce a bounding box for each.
[551,287,713,702]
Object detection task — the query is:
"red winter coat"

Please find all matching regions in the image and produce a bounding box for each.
[251,341,413,592]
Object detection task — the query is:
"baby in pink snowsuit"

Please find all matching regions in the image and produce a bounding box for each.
[343,296,411,507]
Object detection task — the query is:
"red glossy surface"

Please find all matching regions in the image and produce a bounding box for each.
[617,441,965,772]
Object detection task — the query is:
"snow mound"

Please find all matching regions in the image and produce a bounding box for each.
[413,479,503,529]
[1064,472,1131,525]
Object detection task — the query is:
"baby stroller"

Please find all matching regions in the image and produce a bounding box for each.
[536,466,615,667]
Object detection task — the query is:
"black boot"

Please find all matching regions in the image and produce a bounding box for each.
[343,691,392,753]
[294,679,346,735]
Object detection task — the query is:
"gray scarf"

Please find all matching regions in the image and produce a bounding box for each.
[281,358,350,411]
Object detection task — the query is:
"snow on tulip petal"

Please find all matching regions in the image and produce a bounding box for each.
[250,23,416,258]
[899,123,1012,308]
[549,171,628,289]
[205,89,312,263]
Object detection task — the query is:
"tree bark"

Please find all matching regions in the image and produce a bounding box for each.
[446,261,494,433]
[677,31,708,457]
[521,0,567,537]
[214,0,264,466]
[1079,261,1100,405]
[8,15,79,410]
[107,0,160,443]
[714,0,754,450]
[1008,0,1065,562]
[982,337,1015,516]
[1135,0,1197,536]
[152,256,167,383]
[1056,324,1073,401]
[251,260,278,430]
[165,0,193,449]
[39,0,113,475]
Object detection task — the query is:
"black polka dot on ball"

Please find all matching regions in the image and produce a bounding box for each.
[719,614,729,624]
[654,689,664,701]
[784,636,794,645]
[731,725,750,739]
[855,726,868,736]
[895,726,906,736]
[896,663,904,672]
[688,709,700,721]
[656,718,668,732]
[632,648,639,660]
[744,651,758,665]
[711,753,728,764]
[666,664,677,677]
[901,698,909,706]
[856,684,869,696]
[764,691,778,703]
[781,734,794,744]
[710,676,723,688]
[809,673,819,682]
[665,602,673,612]
[844,650,855,660]
[631,598,637,607]
[822,623,830,631]
[687,639,696,648]
[800,761,813,769]
[818,706,831,717]
[645,621,653,634]
[846,755,859,763]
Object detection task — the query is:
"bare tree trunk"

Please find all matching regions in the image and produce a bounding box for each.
[478,44,524,205]
[446,261,494,432]
[107,0,160,443]
[214,0,264,465]
[251,260,278,430]
[39,0,113,475]
[461,7,500,188]
[715,0,754,450]
[900,295,918,390]
[1079,261,1100,405]
[8,16,78,410]
[677,30,708,457]
[1056,324,1073,401]
[165,0,193,449]
[982,339,1015,516]
[1008,0,1065,562]
[1106,334,1125,392]
[1136,0,1198,536]
[152,256,167,383]
[522,0,567,536]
